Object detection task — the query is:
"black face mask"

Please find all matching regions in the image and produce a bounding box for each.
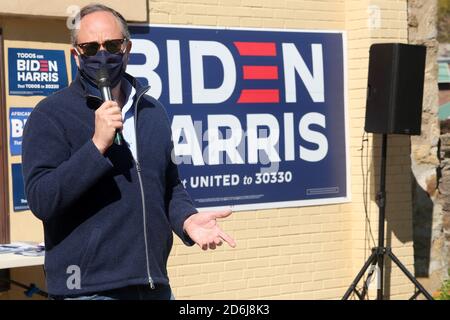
[78,50,126,88]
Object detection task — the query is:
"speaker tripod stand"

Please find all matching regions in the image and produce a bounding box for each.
[342,134,433,300]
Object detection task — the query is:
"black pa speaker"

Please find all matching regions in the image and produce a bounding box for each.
[364,43,426,135]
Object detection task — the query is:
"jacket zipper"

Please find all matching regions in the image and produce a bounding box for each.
[134,158,155,289]
[133,87,155,289]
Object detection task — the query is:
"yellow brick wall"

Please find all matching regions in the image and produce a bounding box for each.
[0,0,417,300]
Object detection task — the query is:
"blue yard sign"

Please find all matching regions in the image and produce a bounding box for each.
[128,25,349,210]
[9,107,33,156]
[12,163,28,212]
[8,48,68,96]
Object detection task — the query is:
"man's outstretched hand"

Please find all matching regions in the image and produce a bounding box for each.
[183,209,236,250]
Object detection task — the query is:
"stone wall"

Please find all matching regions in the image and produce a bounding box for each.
[409,0,449,292]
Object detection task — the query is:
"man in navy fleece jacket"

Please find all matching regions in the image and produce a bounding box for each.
[22,4,236,300]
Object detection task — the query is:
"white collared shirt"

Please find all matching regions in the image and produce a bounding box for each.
[120,79,137,159]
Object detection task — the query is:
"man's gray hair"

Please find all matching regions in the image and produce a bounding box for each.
[70,3,130,45]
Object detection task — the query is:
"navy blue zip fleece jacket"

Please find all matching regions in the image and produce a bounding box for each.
[22,73,197,296]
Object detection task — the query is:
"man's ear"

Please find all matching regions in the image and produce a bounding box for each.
[71,48,80,68]
[124,40,132,63]
[126,40,132,55]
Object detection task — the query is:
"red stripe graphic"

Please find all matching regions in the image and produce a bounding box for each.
[243,66,278,80]
[39,60,49,72]
[234,42,276,56]
[238,89,280,103]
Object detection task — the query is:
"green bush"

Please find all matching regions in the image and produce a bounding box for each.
[434,270,450,300]
[435,279,450,300]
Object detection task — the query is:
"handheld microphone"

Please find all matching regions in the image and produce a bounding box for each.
[96,68,123,146]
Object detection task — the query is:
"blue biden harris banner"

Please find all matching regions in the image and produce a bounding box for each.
[12,163,28,212]
[8,48,68,96]
[128,25,349,210]
[9,107,33,156]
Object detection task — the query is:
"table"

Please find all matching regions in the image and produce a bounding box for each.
[0,253,44,270]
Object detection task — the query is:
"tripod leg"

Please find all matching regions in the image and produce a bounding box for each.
[387,249,434,300]
[409,290,421,300]
[342,250,378,300]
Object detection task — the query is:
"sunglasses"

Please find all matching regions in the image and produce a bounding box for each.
[75,38,128,57]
